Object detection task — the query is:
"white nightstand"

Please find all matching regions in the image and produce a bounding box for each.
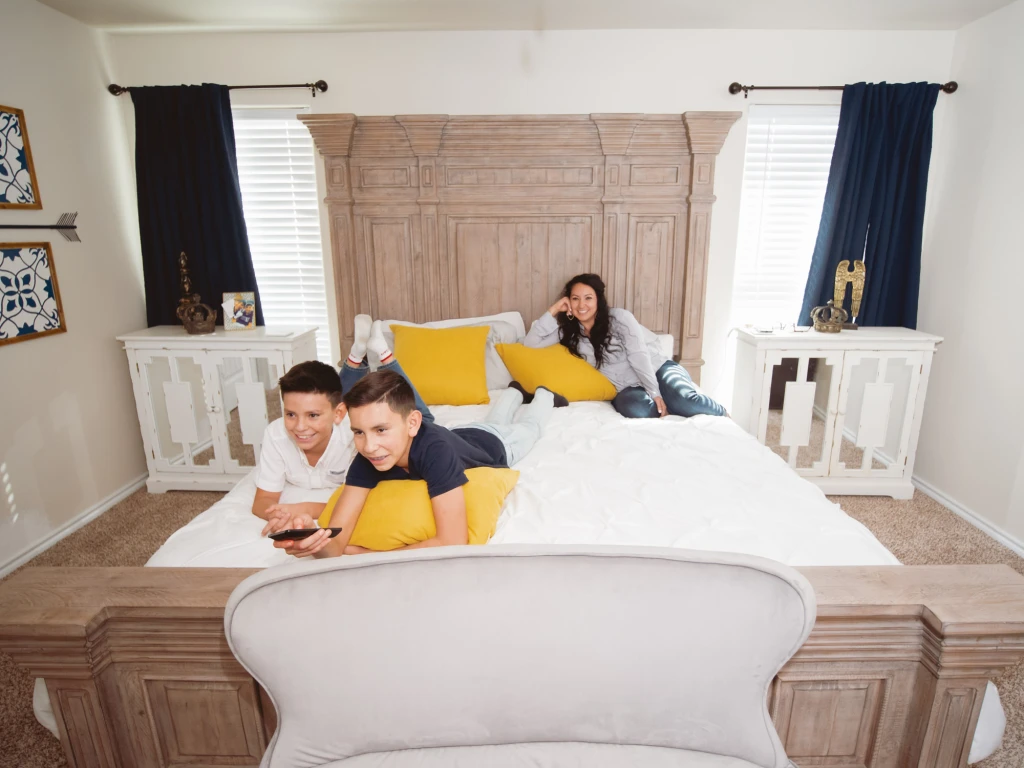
[118,326,318,492]
[730,327,942,499]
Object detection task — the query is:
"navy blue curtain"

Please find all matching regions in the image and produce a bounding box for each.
[799,82,940,329]
[130,84,263,327]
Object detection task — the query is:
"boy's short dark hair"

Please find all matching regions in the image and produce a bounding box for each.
[343,370,416,417]
[278,361,343,407]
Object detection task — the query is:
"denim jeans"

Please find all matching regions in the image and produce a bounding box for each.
[462,387,553,466]
[612,360,726,419]
[340,359,434,422]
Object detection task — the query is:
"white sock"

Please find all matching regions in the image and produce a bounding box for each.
[367,320,393,365]
[347,314,372,366]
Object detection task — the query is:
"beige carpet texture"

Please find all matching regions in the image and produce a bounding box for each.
[2,487,1022,767]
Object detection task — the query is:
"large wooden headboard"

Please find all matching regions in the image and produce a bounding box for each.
[300,112,738,383]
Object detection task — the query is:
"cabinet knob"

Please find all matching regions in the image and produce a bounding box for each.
[209,405,222,414]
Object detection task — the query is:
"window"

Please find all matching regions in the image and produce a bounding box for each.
[233,108,331,362]
[731,105,840,328]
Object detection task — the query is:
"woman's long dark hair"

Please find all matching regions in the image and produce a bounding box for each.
[557,273,615,369]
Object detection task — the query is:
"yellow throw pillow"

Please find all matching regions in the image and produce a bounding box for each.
[317,467,520,550]
[390,324,490,405]
[496,343,617,401]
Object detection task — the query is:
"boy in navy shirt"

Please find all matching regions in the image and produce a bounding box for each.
[263,370,556,556]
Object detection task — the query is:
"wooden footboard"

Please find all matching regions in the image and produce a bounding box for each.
[2,565,1023,768]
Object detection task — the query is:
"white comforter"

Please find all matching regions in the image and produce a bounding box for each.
[148,399,897,568]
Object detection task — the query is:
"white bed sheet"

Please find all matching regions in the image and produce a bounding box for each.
[147,399,899,569]
[34,399,1003,761]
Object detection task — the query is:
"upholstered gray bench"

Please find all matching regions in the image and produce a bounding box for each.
[225,545,815,768]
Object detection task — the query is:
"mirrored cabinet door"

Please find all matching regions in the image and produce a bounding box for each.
[136,351,219,472]
[830,351,925,479]
[210,353,285,471]
[757,350,843,477]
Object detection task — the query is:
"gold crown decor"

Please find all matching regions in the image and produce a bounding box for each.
[810,300,848,333]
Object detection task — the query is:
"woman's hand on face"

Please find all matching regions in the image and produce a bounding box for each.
[549,297,571,317]
[654,397,668,418]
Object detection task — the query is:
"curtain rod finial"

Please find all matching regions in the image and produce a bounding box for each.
[108,84,127,96]
[941,81,958,94]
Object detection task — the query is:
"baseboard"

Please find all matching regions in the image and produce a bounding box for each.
[0,473,148,579]
[913,476,1024,559]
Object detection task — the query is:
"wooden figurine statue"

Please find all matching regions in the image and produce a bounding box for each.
[175,252,216,334]
[833,259,866,329]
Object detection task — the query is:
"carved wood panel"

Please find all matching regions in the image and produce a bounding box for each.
[143,677,266,766]
[625,214,679,333]
[774,677,886,767]
[770,663,925,768]
[359,215,418,322]
[444,215,599,324]
[301,113,739,382]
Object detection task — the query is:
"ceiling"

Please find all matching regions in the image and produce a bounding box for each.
[36,0,1013,32]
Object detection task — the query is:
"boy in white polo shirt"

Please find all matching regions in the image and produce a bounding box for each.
[251,316,433,521]
[251,360,351,521]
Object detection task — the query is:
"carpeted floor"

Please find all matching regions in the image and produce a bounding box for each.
[2,487,1023,767]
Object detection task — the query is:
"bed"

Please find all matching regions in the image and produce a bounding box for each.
[20,390,1015,767]
[2,112,1024,768]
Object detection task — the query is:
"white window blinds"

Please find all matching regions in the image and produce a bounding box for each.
[731,105,840,328]
[233,108,331,361]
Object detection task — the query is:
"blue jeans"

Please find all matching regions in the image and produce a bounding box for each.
[612,360,726,419]
[340,359,434,422]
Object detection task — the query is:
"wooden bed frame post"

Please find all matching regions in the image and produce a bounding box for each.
[681,112,738,385]
[912,673,992,766]
[396,115,449,325]
[45,673,121,766]
[301,114,359,356]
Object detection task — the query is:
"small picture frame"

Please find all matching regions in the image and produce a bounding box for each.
[1,242,66,346]
[0,105,42,209]
[223,291,256,330]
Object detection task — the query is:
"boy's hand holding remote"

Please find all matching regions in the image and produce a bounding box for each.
[261,512,333,556]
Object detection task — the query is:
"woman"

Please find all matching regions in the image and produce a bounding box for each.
[525,273,727,419]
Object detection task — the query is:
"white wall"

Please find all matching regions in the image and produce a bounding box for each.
[0,0,147,572]
[915,0,1024,540]
[106,28,955,396]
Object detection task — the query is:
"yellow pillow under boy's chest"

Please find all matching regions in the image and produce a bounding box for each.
[390,324,490,406]
[317,467,520,551]
[495,343,617,402]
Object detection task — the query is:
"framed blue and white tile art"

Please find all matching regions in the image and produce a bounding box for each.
[0,105,42,209]
[0,242,66,347]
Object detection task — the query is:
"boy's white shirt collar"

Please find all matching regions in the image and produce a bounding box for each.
[256,417,355,492]
[292,416,351,469]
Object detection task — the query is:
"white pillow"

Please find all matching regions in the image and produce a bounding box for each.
[380,313,524,390]
[383,311,526,341]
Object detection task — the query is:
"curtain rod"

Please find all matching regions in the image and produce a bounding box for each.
[728,81,957,98]
[107,80,328,96]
